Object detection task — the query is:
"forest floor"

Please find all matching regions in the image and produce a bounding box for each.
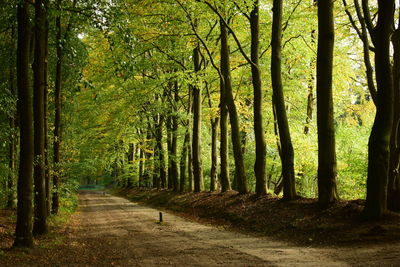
[0,189,399,266]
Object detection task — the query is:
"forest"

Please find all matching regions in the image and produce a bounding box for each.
[0,0,400,260]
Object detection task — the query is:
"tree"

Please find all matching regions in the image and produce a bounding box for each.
[271,0,296,200]
[316,0,339,207]
[13,0,34,248]
[364,0,395,219]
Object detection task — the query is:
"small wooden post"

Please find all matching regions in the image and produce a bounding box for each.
[159,212,163,223]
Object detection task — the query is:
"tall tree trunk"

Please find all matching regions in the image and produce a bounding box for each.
[167,116,173,189]
[138,139,144,187]
[220,19,248,194]
[304,30,316,135]
[127,143,135,188]
[44,13,50,216]
[188,133,194,192]
[171,82,179,191]
[7,25,17,209]
[33,0,48,235]
[14,1,34,248]
[144,123,153,187]
[52,0,62,215]
[364,0,395,218]
[271,0,297,200]
[180,128,189,192]
[192,45,204,192]
[388,25,400,211]
[210,118,219,192]
[316,0,339,207]
[219,64,230,192]
[250,0,267,196]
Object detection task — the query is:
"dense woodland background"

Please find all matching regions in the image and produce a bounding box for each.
[1,0,399,248]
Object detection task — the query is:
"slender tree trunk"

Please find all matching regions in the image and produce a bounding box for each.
[220,19,248,194]
[388,25,400,212]
[7,25,17,209]
[52,0,62,215]
[180,128,189,192]
[219,65,230,192]
[44,13,50,215]
[138,142,144,187]
[33,0,48,235]
[171,82,179,191]
[144,123,152,187]
[192,45,204,192]
[251,0,267,196]
[188,133,194,192]
[316,0,339,207]
[210,118,219,192]
[167,115,173,189]
[14,1,34,247]
[271,0,296,200]
[364,0,395,218]
[304,30,316,135]
[127,143,135,188]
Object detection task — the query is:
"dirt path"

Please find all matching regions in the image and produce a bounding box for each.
[2,191,399,266]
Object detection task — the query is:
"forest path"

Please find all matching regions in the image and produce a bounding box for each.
[49,191,350,267]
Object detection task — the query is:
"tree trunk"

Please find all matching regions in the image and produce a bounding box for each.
[180,128,189,192]
[210,118,219,191]
[52,0,62,215]
[33,0,48,235]
[251,0,267,196]
[364,0,395,218]
[192,45,204,192]
[127,143,135,188]
[14,1,34,248]
[7,25,17,209]
[43,13,50,215]
[388,26,400,212]
[271,0,297,200]
[219,63,230,192]
[171,82,179,191]
[167,115,173,189]
[220,19,248,194]
[316,0,339,207]
[138,142,144,187]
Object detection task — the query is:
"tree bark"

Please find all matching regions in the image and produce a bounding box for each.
[52,0,62,215]
[43,12,50,215]
[192,45,204,192]
[364,0,395,218]
[220,19,248,194]
[7,25,17,209]
[33,0,48,235]
[172,82,179,191]
[219,60,230,192]
[14,1,34,248]
[316,0,339,207]
[388,25,400,211]
[250,0,267,196]
[271,0,297,200]
[210,118,219,191]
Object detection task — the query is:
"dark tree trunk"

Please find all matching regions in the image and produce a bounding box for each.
[171,82,179,191]
[144,123,153,187]
[364,0,395,218]
[43,13,50,216]
[316,0,339,207]
[52,0,62,215]
[210,118,219,192]
[14,1,34,248]
[271,0,297,200]
[192,45,204,192]
[219,62,230,192]
[167,116,173,189]
[250,0,267,196]
[388,26,400,211]
[7,25,17,209]
[180,128,190,192]
[33,0,48,235]
[220,19,248,194]
[188,132,194,192]
[127,143,134,188]
[138,141,144,187]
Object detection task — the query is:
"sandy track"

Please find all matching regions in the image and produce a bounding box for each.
[46,191,348,267]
